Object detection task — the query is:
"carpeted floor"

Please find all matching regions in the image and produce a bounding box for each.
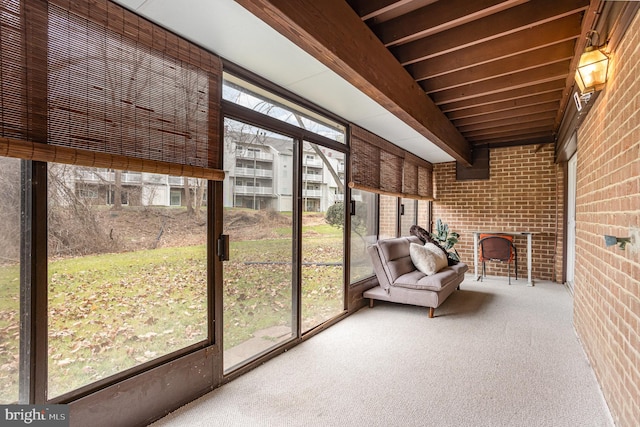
[150,276,613,427]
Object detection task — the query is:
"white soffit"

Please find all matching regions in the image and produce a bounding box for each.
[111,0,455,163]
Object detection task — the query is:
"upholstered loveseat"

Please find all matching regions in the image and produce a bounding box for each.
[364,236,468,317]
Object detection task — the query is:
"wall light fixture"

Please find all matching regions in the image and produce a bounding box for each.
[575,31,610,94]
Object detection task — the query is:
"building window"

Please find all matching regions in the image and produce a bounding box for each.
[170,190,182,206]
[78,189,98,199]
[107,189,129,206]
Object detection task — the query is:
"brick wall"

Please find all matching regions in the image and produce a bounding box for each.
[379,194,398,239]
[432,144,564,282]
[573,10,640,427]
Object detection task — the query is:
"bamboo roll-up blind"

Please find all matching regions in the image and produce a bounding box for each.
[350,127,380,190]
[0,136,225,181]
[47,2,221,168]
[0,0,222,171]
[0,1,29,140]
[349,125,433,200]
[418,166,434,199]
[379,150,403,194]
[403,160,418,195]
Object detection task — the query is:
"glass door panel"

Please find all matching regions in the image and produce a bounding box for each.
[400,198,417,236]
[301,142,345,333]
[223,119,295,372]
[349,190,378,284]
[0,158,22,403]
[379,195,399,239]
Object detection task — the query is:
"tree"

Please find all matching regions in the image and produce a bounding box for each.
[326,201,367,238]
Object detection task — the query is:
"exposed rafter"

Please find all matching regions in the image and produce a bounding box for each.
[234,0,473,166]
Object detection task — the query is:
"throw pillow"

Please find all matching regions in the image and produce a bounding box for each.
[410,243,437,275]
[424,242,449,272]
[409,224,451,260]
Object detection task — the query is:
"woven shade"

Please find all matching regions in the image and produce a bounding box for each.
[0,136,225,181]
[418,166,433,199]
[403,160,418,195]
[350,131,380,190]
[0,0,222,174]
[0,2,22,138]
[380,150,403,194]
[349,125,433,200]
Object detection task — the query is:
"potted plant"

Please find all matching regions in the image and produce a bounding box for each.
[431,218,460,263]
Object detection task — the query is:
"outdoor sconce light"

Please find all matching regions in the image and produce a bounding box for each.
[604,235,631,250]
[575,31,610,94]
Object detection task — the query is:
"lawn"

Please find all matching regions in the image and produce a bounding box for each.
[0,221,345,402]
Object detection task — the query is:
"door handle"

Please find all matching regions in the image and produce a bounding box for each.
[217,234,229,261]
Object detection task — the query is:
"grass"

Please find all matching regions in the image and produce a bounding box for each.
[0,221,347,403]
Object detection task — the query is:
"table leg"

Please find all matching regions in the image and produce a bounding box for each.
[527,233,533,286]
[474,232,479,280]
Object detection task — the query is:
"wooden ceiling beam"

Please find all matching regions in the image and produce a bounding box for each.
[420,41,575,91]
[439,79,566,112]
[470,131,555,145]
[463,121,555,139]
[445,91,564,120]
[457,111,558,132]
[392,0,589,65]
[407,14,582,80]
[429,61,571,105]
[235,0,472,165]
[347,0,415,21]
[453,101,560,124]
[373,0,524,47]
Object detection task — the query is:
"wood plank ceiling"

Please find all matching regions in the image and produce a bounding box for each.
[345,0,595,149]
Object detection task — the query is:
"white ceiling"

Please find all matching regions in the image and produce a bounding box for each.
[111,0,454,163]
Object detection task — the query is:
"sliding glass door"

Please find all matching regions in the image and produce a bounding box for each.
[301,142,345,333]
[222,119,295,372]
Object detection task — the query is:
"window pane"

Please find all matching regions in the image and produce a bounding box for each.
[400,198,417,236]
[47,164,207,398]
[302,143,345,333]
[222,119,294,372]
[223,73,346,144]
[417,200,430,229]
[378,195,398,239]
[350,190,377,283]
[0,157,21,404]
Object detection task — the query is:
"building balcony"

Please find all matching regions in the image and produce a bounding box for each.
[234,186,274,195]
[303,173,323,182]
[302,158,323,168]
[168,176,200,186]
[235,167,273,178]
[77,170,142,184]
[236,151,274,161]
[302,189,322,198]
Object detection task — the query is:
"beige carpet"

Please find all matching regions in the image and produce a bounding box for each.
[150,276,613,427]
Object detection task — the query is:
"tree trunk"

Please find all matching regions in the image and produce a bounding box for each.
[113,170,122,210]
[184,177,194,215]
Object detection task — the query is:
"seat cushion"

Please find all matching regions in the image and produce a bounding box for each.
[393,267,460,291]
